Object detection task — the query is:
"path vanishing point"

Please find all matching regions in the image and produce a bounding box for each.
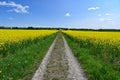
[32,33,87,80]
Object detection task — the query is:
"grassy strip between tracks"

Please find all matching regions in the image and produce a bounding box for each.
[0,33,57,80]
[64,34,120,80]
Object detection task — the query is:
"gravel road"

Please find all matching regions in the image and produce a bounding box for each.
[32,33,87,80]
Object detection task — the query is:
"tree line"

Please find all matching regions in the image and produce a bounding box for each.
[0,26,120,31]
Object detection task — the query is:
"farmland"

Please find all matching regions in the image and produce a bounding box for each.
[0,0,120,80]
[0,30,57,45]
[63,30,120,80]
[0,29,120,80]
[0,30,57,79]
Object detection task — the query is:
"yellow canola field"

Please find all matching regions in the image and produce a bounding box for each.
[0,30,57,45]
[63,30,120,49]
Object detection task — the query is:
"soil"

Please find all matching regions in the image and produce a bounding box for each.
[32,33,87,80]
[43,33,69,80]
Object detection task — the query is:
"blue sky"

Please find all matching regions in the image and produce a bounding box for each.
[0,0,120,29]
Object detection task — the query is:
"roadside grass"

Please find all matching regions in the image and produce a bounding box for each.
[64,34,120,80]
[0,33,57,80]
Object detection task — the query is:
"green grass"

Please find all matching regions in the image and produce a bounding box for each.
[0,33,57,80]
[64,34,120,80]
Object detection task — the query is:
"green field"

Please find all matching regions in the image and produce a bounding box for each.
[0,32,57,80]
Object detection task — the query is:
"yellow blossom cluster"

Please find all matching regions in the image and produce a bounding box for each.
[63,30,120,49]
[0,29,57,46]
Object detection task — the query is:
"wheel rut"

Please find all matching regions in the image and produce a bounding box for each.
[32,33,87,80]
[43,33,69,80]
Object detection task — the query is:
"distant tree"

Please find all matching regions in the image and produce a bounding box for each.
[0,26,5,29]
[12,27,18,29]
[27,26,34,29]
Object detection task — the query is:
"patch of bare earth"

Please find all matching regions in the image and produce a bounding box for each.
[32,33,87,80]
[43,33,70,80]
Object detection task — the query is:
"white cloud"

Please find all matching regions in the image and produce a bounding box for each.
[98,13,113,22]
[99,18,112,21]
[88,7,100,10]
[0,1,29,13]
[65,12,71,16]
[98,13,111,17]
[105,13,111,16]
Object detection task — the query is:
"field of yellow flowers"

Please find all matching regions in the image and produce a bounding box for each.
[63,30,120,47]
[0,29,57,79]
[63,30,120,80]
[0,29,57,46]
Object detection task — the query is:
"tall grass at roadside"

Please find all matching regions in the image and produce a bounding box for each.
[63,32,120,80]
[0,33,57,80]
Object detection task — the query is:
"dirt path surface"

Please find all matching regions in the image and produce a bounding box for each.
[32,33,87,80]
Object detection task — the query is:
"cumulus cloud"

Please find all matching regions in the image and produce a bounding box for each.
[0,1,29,13]
[88,7,100,10]
[65,12,71,16]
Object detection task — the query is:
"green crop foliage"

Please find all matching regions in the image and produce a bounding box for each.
[64,33,120,80]
[0,33,57,80]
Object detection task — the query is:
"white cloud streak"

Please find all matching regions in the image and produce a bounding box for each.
[99,18,112,21]
[105,13,111,16]
[88,7,100,10]
[65,12,71,16]
[98,13,111,17]
[98,13,112,22]
[0,1,29,13]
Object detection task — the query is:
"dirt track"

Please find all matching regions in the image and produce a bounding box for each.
[32,33,87,80]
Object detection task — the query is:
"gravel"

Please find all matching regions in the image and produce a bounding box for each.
[32,35,57,80]
[32,33,87,80]
[63,35,87,80]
